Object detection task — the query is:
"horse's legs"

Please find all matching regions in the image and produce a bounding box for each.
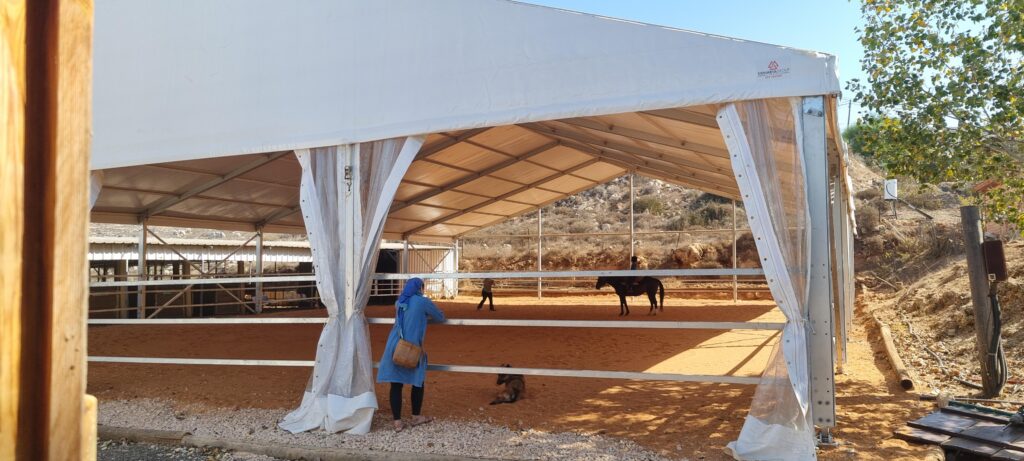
[648,289,657,315]
[619,295,629,316]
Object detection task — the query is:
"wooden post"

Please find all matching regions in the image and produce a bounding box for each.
[0,3,28,458]
[115,259,127,319]
[182,262,192,318]
[960,205,999,396]
[237,260,246,313]
[2,0,93,459]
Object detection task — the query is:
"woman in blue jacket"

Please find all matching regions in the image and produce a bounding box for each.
[376,277,446,431]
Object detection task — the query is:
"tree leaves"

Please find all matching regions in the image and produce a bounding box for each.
[850,0,1024,230]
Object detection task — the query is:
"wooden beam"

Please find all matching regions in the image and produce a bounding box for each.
[13,0,92,459]
[0,1,27,458]
[403,157,604,238]
[392,141,559,212]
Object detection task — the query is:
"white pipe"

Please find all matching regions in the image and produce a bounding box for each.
[88,317,786,330]
[89,268,766,288]
[85,357,762,385]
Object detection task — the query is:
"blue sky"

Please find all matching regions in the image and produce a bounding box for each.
[521,0,866,129]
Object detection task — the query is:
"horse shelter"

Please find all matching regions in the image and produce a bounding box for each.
[87,1,856,459]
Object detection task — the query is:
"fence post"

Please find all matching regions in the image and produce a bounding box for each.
[960,205,999,396]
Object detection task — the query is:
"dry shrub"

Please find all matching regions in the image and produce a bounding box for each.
[858,206,881,235]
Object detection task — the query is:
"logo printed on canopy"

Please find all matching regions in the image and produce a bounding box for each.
[757,58,791,80]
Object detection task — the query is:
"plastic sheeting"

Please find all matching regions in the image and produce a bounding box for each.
[92,0,839,170]
[89,170,104,209]
[718,99,815,460]
[280,136,424,434]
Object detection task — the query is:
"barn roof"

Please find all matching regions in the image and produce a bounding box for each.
[90,0,843,242]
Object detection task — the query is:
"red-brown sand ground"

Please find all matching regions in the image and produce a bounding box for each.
[88,295,934,460]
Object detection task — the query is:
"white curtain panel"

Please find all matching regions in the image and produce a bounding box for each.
[89,170,105,209]
[717,99,815,460]
[280,136,424,435]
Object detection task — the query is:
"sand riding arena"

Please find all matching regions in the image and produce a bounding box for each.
[89,294,782,457]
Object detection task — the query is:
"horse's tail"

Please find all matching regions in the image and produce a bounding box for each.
[658,279,665,309]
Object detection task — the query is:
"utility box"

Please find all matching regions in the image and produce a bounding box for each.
[883,179,898,201]
[982,240,1009,282]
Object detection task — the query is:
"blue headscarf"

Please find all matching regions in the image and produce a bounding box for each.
[397,278,424,307]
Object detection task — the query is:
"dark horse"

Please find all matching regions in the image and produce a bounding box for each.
[595,276,665,316]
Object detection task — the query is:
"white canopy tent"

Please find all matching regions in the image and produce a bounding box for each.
[91,1,855,459]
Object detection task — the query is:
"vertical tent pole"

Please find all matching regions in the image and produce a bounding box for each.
[343,145,357,318]
[537,208,543,298]
[732,199,738,303]
[629,173,635,258]
[137,219,148,318]
[831,179,848,369]
[255,227,264,314]
[454,238,461,298]
[802,96,837,436]
[402,239,409,295]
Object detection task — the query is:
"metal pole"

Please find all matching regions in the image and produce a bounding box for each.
[629,172,635,258]
[454,238,461,298]
[537,208,543,298]
[137,219,148,318]
[960,205,999,397]
[802,96,836,432]
[732,199,738,303]
[255,228,264,314]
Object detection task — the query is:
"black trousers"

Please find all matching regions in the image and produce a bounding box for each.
[476,290,494,310]
[389,383,424,420]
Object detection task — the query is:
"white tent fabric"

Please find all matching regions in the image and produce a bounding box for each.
[279,136,424,434]
[89,170,104,209]
[92,0,838,170]
[718,99,815,460]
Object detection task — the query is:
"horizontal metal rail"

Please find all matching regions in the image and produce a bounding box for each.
[87,317,786,330]
[86,357,761,385]
[89,268,765,288]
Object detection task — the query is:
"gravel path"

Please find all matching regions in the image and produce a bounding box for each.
[97,440,281,461]
[99,399,682,461]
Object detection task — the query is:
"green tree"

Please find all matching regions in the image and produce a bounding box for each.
[850,0,1024,228]
[841,120,881,159]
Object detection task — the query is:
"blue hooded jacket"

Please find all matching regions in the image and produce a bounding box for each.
[376,278,446,386]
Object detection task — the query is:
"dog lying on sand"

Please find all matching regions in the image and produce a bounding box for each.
[490,364,525,405]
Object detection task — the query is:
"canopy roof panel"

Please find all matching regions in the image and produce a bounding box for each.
[93,0,839,170]
[93,103,814,241]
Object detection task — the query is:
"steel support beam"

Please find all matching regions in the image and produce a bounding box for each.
[526,121,736,182]
[537,208,543,298]
[416,128,492,159]
[392,141,560,212]
[802,96,837,430]
[402,157,604,237]
[629,173,635,258]
[143,151,289,217]
[137,219,148,318]
[255,227,264,314]
[559,117,730,160]
[519,123,741,197]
